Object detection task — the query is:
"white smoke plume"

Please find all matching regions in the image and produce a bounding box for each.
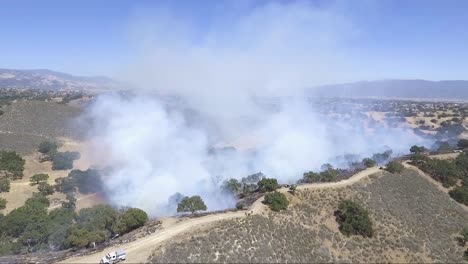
[83,1,429,216]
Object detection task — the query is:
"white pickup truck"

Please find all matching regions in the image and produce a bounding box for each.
[99,249,126,264]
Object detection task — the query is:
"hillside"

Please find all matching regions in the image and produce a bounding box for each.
[0,69,119,91]
[0,100,83,154]
[149,169,468,263]
[312,80,468,100]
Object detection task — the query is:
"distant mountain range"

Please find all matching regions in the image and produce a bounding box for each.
[1,69,467,100]
[312,80,468,100]
[0,68,120,91]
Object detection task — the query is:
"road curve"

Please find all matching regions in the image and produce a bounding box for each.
[59,166,382,264]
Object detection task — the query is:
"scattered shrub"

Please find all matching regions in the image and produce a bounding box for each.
[458,139,468,149]
[385,161,404,174]
[458,227,468,246]
[65,228,106,248]
[301,167,337,183]
[410,145,426,154]
[55,169,103,194]
[113,208,148,234]
[0,179,10,193]
[222,179,241,194]
[177,196,207,214]
[51,151,80,170]
[411,155,462,187]
[30,173,49,185]
[449,186,468,205]
[362,158,377,168]
[257,178,279,193]
[0,151,25,179]
[263,191,289,212]
[334,200,373,238]
[37,141,59,154]
[0,198,6,210]
[37,182,55,196]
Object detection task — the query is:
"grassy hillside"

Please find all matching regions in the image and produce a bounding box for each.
[150,170,468,263]
[0,101,82,154]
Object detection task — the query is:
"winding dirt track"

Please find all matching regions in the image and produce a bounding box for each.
[59,166,381,264]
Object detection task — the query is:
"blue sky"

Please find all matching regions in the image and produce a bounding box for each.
[0,0,467,82]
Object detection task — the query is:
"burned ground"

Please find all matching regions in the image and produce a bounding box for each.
[149,170,468,263]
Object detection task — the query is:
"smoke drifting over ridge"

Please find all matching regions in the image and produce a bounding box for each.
[85,2,429,216]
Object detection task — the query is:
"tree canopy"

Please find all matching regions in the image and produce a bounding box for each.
[301,167,337,183]
[0,179,10,193]
[37,141,59,154]
[334,200,373,238]
[458,139,468,149]
[385,161,404,174]
[30,173,49,185]
[37,182,55,196]
[362,158,377,168]
[449,186,468,206]
[257,178,279,193]
[222,178,242,194]
[113,208,148,234]
[0,198,6,210]
[410,145,427,154]
[51,151,80,170]
[0,151,25,179]
[263,191,289,212]
[55,169,103,194]
[177,196,207,214]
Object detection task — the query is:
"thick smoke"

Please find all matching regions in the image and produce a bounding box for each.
[84,2,429,216]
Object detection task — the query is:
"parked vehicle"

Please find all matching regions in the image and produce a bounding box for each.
[99,249,126,264]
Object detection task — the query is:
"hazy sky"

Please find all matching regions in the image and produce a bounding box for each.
[1,0,467,82]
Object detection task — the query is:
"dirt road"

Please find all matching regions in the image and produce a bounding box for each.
[59,166,382,264]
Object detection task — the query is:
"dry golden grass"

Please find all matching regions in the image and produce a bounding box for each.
[0,138,103,214]
[149,170,468,263]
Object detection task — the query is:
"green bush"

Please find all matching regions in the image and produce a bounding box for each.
[177,196,207,214]
[37,182,55,196]
[55,169,103,194]
[410,145,427,154]
[0,179,10,193]
[113,208,148,234]
[302,171,320,183]
[458,139,468,149]
[301,167,337,183]
[362,158,376,168]
[449,186,468,205]
[222,178,241,194]
[37,141,59,154]
[257,178,279,193]
[459,227,468,246]
[0,198,6,210]
[0,151,25,179]
[263,191,289,212]
[320,168,337,182]
[334,200,373,238]
[65,228,106,248]
[30,173,49,185]
[67,169,103,194]
[51,151,80,170]
[412,154,461,187]
[385,161,404,174]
